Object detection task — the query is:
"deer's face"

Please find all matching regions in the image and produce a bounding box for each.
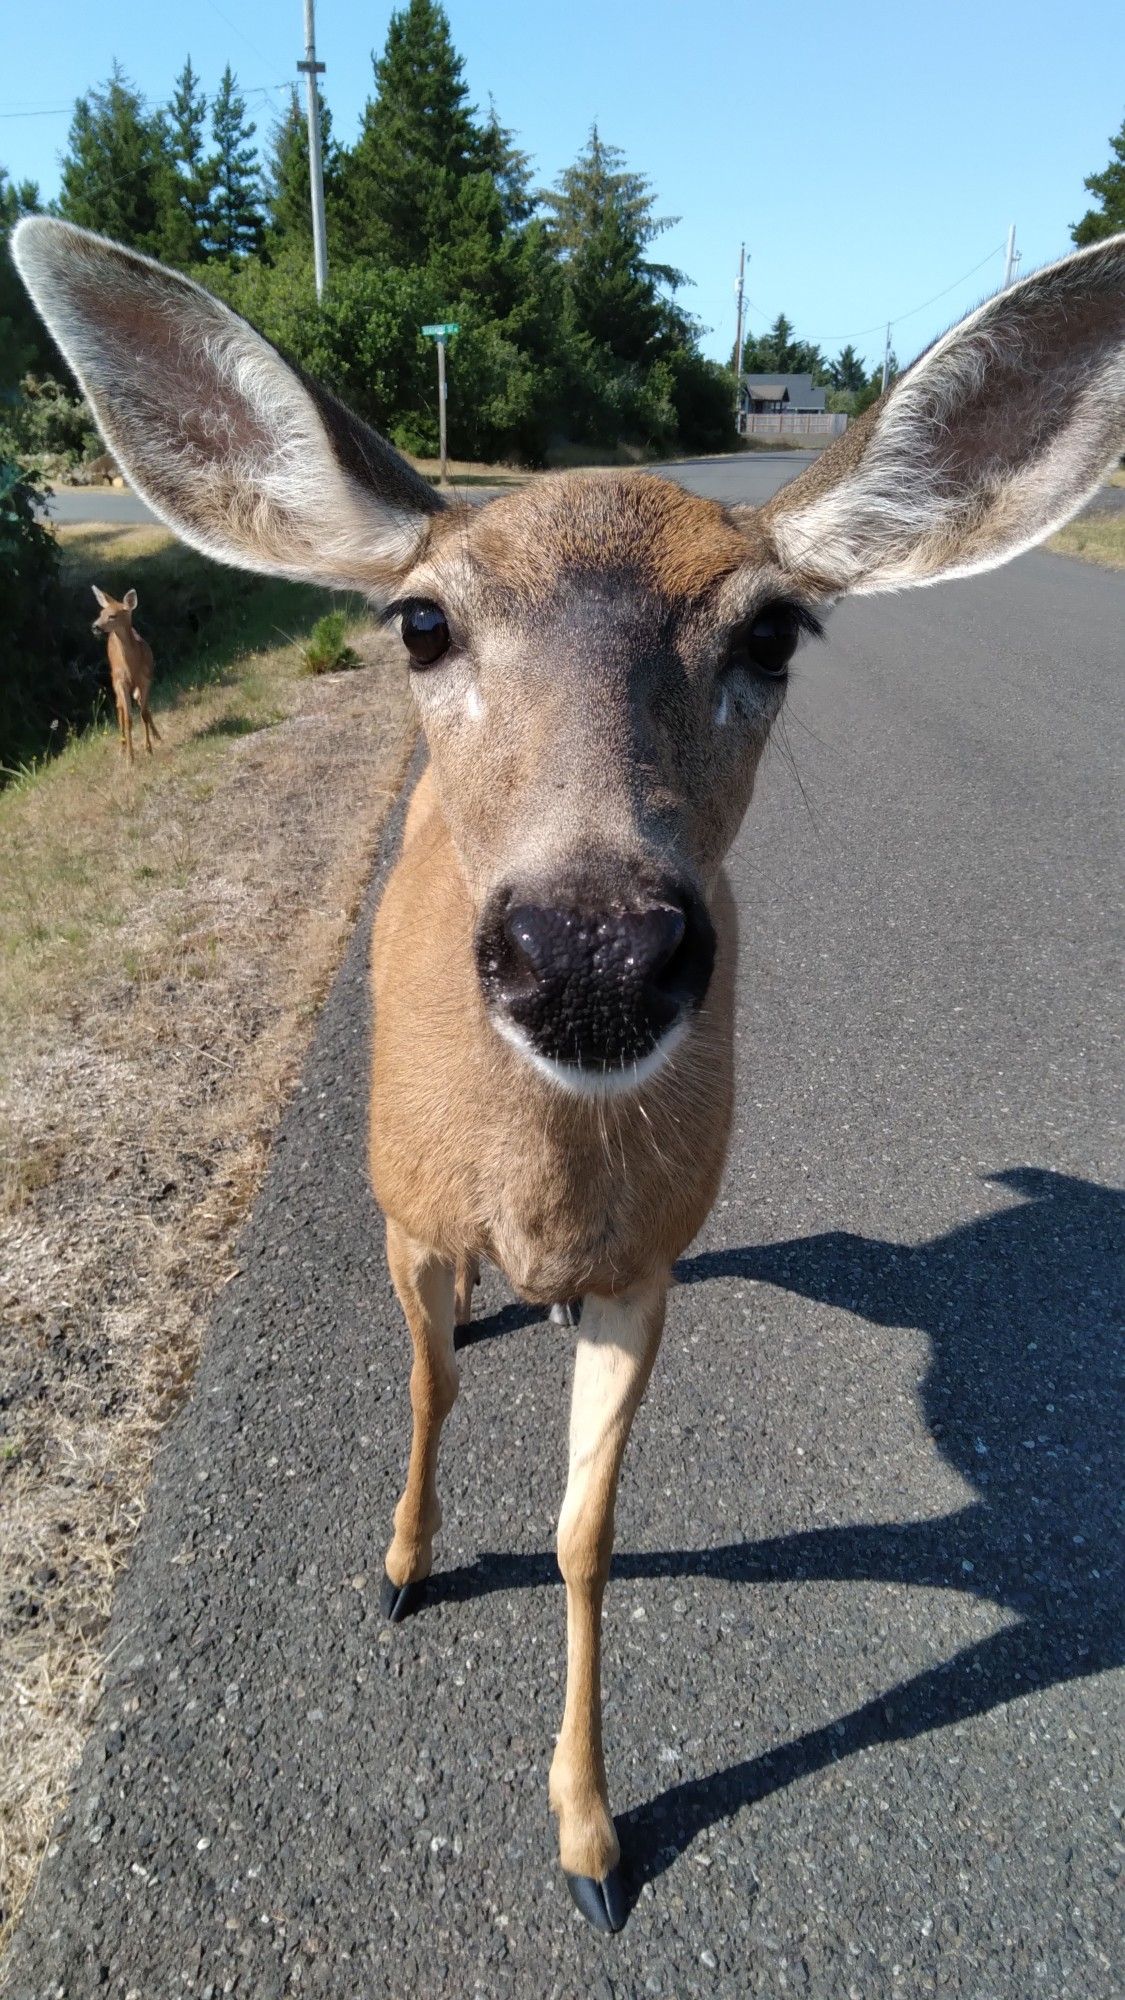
[392,475,820,1092]
[91,585,136,636]
[19,222,1121,1088]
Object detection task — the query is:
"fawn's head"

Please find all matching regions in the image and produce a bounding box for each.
[15,220,1124,1092]
[90,584,137,637]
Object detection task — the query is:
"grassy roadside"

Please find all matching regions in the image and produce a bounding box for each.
[1048,506,1125,568]
[0,523,415,1950]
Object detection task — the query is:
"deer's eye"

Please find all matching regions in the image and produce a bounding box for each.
[728,602,805,680]
[401,601,450,667]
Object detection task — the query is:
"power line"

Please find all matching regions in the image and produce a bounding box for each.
[0,82,290,120]
[742,241,1008,352]
[202,0,278,71]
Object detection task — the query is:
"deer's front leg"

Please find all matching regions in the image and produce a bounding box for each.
[549,1274,667,1932]
[381,1217,458,1622]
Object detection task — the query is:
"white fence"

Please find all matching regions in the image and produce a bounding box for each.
[738,411,849,438]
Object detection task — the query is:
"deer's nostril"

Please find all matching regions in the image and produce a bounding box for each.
[481,888,714,1074]
[503,903,687,992]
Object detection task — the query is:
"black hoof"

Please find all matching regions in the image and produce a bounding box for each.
[549,1299,583,1328]
[565,1865,627,1933]
[380,1573,426,1623]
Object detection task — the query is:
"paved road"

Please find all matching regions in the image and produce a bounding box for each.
[41,454,1124,525]
[9,457,1122,2000]
[41,453,819,526]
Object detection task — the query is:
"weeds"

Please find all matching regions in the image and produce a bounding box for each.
[300,608,363,675]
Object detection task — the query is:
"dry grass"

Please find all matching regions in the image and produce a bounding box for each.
[1048,507,1125,568]
[0,523,415,1950]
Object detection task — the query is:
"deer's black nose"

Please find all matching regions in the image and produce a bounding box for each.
[476,883,715,1078]
[506,902,686,988]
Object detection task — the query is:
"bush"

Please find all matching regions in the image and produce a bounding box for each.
[300,610,361,675]
[6,374,101,477]
[0,459,99,777]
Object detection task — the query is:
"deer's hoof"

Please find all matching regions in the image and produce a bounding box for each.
[549,1299,583,1328]
[564,1865,627,1933]
[380,1574,426,1623]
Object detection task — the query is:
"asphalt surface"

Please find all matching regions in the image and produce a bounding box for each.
[41,454,1124,525]
[8,456,1122,1999]
[39,453,817,526]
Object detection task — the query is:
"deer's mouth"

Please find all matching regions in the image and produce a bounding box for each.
[475,880,715,1094]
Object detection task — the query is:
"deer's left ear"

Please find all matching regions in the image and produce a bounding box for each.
[13,217,444,598]
[763,235,1125,596]
[123,588,138,610]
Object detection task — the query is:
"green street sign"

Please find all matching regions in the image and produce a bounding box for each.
[421,322,460,337]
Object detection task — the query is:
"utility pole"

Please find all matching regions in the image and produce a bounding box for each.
[881,322,892,394]
[297,0,328,301]
[733,242,746,431]
[1002,223,1020,289]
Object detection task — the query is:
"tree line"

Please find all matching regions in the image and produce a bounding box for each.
[3,0,737,467]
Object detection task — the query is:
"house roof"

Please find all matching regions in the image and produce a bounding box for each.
[740,372,827,411]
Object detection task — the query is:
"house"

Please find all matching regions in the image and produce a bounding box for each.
[739,372,827,418]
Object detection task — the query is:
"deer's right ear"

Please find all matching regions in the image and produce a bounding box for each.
[91,585,108,607]
[13,218,443,598]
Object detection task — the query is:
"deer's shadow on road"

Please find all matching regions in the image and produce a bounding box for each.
[434,1167,1123,1887]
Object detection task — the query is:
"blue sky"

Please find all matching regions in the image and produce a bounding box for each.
[3,0,1122,371]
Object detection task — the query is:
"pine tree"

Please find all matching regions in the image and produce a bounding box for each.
[166,57,215,261]
[1071,114,1125,245]
[264,86,341,252]
[480,99,536,226]
[345,0,488,264]
[740,314,824,381]
[1,169,45,394]
[207,66,263,264]
[541,128,686,367]
[540,126,683,289]
[829,343,867,392]
[57,64,178,257]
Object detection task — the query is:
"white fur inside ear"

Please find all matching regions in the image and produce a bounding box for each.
[12,217,436,593]
[771,238,1125,594]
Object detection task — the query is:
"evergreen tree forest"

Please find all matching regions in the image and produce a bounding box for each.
[5,0,735,466]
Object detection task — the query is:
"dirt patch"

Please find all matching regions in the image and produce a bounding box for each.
[0,618,414,1949]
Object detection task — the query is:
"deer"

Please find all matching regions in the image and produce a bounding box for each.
[14,215,1124,1934]
[91,583,161,762]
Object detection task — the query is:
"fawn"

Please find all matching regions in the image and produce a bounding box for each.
[15,216,1124,1932]
[91,584,161,762]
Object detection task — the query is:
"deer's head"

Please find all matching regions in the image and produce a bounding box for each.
[90,583,137,637]
[15,220,1124,1093]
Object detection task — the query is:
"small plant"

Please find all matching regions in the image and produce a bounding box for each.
[300,609,361,676]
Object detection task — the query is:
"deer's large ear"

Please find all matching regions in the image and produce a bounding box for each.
[12,217,443,596]
[762,236,1125,596]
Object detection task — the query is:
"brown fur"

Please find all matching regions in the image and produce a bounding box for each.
[91,586,160,763]
[15,215,1122,1923]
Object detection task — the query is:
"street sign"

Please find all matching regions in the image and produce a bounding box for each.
[421,323,460,337]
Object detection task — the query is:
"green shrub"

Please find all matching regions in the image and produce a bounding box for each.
[8,374,101,473]
[0,458,99,778]
[300,610,361,676]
